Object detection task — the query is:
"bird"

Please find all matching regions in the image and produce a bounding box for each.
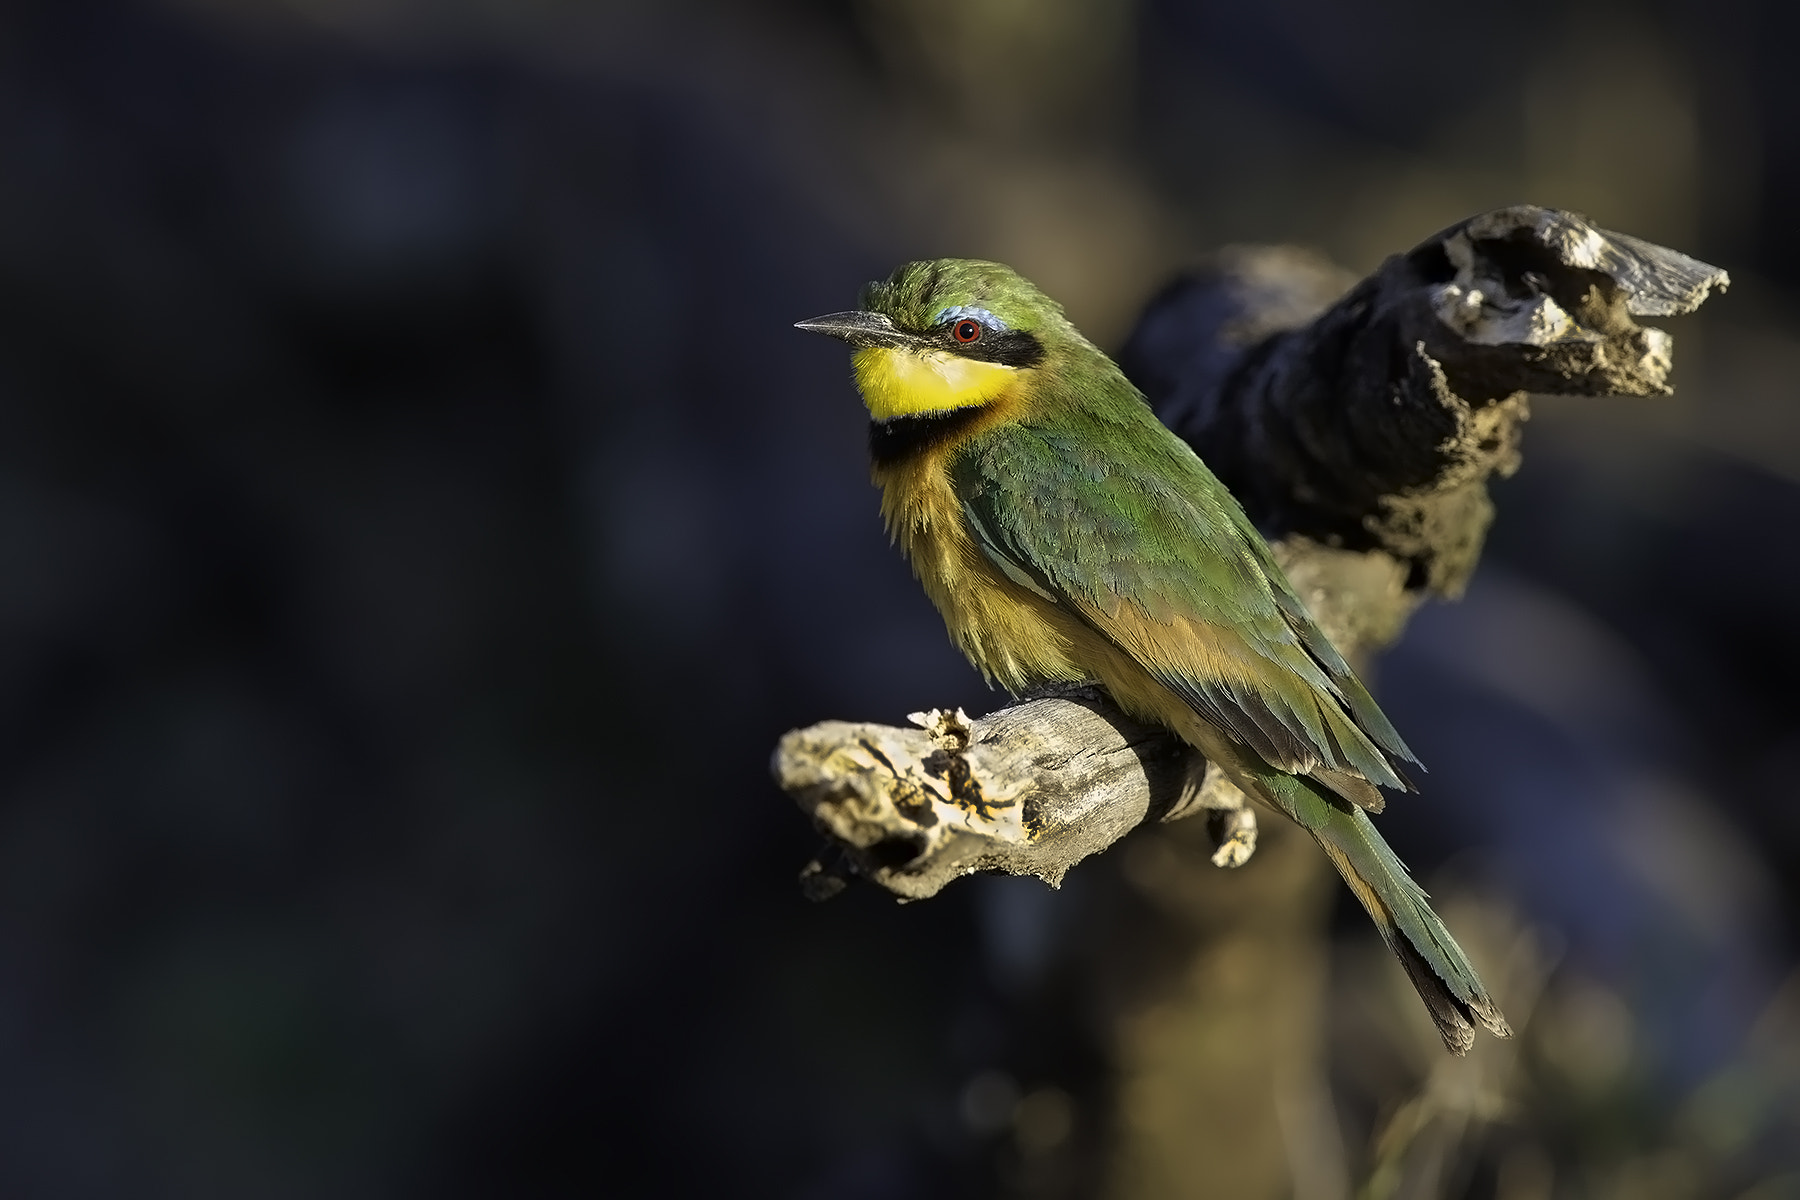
[796,258,1510,1053]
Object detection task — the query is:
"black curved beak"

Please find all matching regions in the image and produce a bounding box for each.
[793,310,917,350]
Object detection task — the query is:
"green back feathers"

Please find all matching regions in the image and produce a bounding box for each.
[952,395,1416,792]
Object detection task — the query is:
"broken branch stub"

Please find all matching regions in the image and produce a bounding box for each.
[775,694,1255,901]
[1124,204,1728,596]
[776,207,1727,903]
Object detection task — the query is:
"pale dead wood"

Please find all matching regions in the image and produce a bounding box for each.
[777,692,1250,901]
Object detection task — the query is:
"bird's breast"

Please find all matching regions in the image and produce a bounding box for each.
[871,446,1086,693]
[867,424,1244,748]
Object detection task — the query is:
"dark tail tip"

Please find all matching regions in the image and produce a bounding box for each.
[1395,939,1512,1055]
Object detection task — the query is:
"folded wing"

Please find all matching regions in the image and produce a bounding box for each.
[953,412,1418,804]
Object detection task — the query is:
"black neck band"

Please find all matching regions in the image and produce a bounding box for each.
[868,407,988,467]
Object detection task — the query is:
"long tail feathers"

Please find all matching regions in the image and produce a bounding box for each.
[1251,768,1512,1054]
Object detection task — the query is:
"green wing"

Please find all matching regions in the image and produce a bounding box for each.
[952,408,1418,792]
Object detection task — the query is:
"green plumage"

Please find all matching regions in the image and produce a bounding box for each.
[798,258,1510,1052]
[952,394,1414,792]
[1250,767,1510,1051]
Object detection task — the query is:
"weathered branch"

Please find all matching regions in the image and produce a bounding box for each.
[775,206,1726,901]
[778,694,1255,901]
[1124,204,1727,596]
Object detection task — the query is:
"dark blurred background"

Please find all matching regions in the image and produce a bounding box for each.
[3,0,1799,1196]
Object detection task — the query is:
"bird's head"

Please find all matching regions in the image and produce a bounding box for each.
[796,259,1075,421]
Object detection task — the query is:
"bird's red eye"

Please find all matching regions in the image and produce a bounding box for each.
[953,319,983,343]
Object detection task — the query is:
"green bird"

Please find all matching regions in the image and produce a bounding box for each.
[797,258,1510,1053]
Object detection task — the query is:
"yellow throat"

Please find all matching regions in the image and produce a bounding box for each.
[851,346,1019,421]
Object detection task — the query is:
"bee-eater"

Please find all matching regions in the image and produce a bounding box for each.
[797,258,1509,1053]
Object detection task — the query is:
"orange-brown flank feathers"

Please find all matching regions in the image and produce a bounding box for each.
[869,384,1275,771]
[870,383,1089,693]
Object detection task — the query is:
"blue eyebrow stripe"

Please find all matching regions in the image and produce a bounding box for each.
[933,305,1009,331]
